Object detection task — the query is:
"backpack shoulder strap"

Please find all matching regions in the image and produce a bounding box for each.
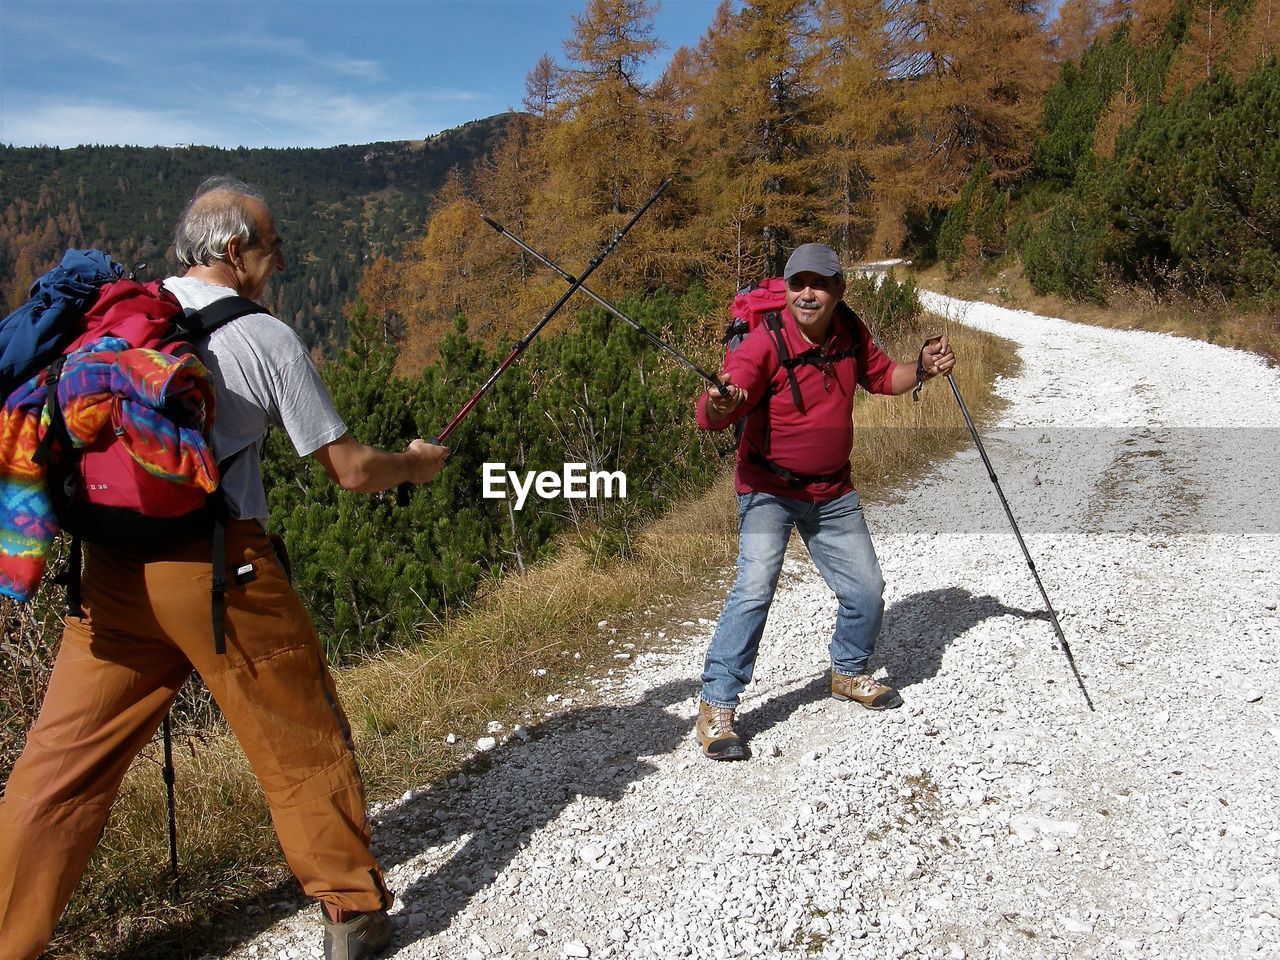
[837,302,865,360]
[835,301,873,387]
[762,309,804,410]
[171,295,265,340]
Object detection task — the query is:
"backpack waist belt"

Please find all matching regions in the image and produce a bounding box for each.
[745,450,849,488]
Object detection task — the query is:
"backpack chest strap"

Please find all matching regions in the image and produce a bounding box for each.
[780,347,859,370]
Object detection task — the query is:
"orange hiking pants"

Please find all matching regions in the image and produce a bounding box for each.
[0,521,390,960]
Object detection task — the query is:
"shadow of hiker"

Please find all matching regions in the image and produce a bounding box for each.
[106,590,1044,958]
[105,676,700,959]
[385,676,698,943]
[876,586,1048,692]
[735,587,1047,745]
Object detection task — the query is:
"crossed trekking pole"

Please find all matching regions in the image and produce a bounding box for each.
[424,178,725,455]
[479,212,728,399]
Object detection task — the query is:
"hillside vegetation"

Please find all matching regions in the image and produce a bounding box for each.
[373,0,1275,367]
[0,114,512,349]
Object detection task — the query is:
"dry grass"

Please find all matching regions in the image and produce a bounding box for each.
[34,312,1015,959]
[915,261,1280,364]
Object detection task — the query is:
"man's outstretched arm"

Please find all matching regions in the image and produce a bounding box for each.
[311,434,449,493]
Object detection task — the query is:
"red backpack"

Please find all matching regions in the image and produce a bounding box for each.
[4,256,262,649]
[37,279,260,546]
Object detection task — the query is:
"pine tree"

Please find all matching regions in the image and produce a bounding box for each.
[1103,60,1280,295]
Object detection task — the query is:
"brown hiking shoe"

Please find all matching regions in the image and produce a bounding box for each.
[696,699,750,760]
[322,905,391,960]
[831,672,904,710]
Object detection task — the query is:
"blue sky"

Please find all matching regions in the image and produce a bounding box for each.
[0,0,724,149]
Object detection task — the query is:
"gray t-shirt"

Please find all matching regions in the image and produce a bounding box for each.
[164,276,348,523]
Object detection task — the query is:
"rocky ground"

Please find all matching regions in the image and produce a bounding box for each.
[216,292,1280,960]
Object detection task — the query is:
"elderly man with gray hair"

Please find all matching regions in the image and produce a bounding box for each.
[692,243,955,761]
[0,176,446,960]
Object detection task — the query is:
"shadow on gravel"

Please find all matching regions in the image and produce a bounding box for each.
[388,676,699,945]
[877,586,1049,690]
[733,589,1044,743]
[101,678,700,960]
[738,673,829,739]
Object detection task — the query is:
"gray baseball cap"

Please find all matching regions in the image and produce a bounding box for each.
[783,243,844,280]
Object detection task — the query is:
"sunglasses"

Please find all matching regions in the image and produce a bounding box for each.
[785,275,838,293]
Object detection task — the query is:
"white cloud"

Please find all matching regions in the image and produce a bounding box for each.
[228,83,494,145]
[0,100,213,149]
[225,34,386,81]
[0,82,498,148]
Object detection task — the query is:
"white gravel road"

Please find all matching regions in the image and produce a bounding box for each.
[221,293,1280,960]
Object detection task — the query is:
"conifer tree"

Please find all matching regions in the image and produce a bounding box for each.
[477,115,552,293]
[1131,0,1181,46]
[1051,0,1106,61]
[390,169,492,372]
[1166,0,1232,95]
[1229,0,1280,76]
[806,0,898,260]
[1092,63,1141,156]
[536,0,672,291]
[894,0,1054,203]
[684,0,819,285]
[524,54,564,119]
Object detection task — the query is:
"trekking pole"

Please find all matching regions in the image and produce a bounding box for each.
[941,369,1095,711]
[432,178,673,446]
[162,712,181,895]
[479,214,728,398]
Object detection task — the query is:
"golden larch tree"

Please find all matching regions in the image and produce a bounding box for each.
[1229,0,1280,78]
[1166,0,1232,96]
[683,0,820,287]
[806,0,901,261]
[534,0,673,293]
[1051,0,1106,61]
[892,0,1053,203]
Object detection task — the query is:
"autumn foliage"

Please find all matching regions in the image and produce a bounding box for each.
[369,0,1055,368]
[364,0,1278,364]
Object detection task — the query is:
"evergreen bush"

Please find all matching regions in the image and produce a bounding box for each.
[263,288,721,661]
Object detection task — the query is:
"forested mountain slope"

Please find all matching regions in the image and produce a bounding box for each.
[0,112,514,350]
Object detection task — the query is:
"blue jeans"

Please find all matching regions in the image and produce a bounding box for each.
[701,490,886,709]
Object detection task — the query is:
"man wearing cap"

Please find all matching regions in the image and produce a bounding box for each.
[693,243,954,760]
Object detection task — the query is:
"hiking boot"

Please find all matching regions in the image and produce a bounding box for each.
[831,672,903,710]
[696,699,750,760]
[322,905,391,960]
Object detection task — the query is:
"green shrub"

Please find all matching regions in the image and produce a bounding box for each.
[262,288,722,661]
[1021,194,1108,302]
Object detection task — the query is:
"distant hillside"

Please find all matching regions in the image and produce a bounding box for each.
[0,113,515,350]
